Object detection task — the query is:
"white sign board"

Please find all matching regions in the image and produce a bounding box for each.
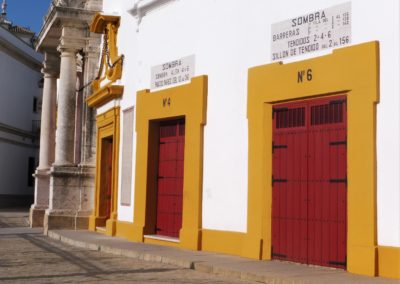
[271,2,351,61]
[151,55,195,90]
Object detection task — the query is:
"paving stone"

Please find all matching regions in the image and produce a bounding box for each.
[2,209,399,284]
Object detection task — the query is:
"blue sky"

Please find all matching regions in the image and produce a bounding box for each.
[4,0,52,35]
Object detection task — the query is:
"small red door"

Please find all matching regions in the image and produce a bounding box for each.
[156,119,185,238]
[100,137,113,219]
[272,96,347,269]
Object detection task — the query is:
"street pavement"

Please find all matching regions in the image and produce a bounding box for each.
[0,208,259,284]
[1,208,399,284]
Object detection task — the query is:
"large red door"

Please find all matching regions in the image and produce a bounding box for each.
[272,96,347,269]
[156,119,185,238]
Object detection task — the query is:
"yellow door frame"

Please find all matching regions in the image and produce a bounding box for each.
[89,106,120,236]
[245,42,379,276]
[131,76,208,250]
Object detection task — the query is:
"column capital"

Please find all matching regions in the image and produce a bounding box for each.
[42,51,60,78]
[57,45,79,55]
[58,25,87,53]
[41,68,59,78]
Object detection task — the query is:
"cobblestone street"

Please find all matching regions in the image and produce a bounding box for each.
[0,209,258,284]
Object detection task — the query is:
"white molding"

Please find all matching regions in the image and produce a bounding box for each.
[143,234,180,243]
[127,0,176,29]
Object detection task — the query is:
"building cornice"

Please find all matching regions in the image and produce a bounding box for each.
[0,29,42,71]
[0,121,39,148]
[0,122,38,140]
[36,4,99,52]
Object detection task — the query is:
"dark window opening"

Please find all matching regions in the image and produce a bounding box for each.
[28,157,35,187]
[33,97,38,113]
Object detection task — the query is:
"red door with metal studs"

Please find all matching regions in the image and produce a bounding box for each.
[156,119,185,238]
[272,96,347,269]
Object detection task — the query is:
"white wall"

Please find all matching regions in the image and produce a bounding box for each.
[0,50,42,131]
[0,142,37,195]
[104,0,400,245]
[0,28,43,196]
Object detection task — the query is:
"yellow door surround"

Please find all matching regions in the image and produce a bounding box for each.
[89,107,120,236]
[246,42,380,276]
[127,76,208,250]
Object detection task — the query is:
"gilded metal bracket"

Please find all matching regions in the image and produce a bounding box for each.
[86,13,124,108]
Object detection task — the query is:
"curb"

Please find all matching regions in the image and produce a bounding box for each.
[46,230,268,283]
[47,231,195,269]
[46,231,397,284]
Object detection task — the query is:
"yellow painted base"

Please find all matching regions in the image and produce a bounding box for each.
[378,246,400,279]
[241,235,263,259]
[115,221,136,241]
[347,245,377,276]
[201,229,245,256]
[105,217,117,236]
[88,215,96,231]
[180,227,202,250]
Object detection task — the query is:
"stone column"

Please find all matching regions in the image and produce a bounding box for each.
[30,52,59,228]
[45,26,89,233]
[54,47,78,166]
[81,36,101,166]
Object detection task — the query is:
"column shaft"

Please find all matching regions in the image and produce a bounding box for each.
[38,74,57,169]
[54,50,77,166]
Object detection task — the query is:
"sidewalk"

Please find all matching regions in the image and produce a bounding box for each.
[47,230,399,284]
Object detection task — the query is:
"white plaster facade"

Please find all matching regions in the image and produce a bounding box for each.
[99,0,399,248]
[0,15,43,204]
[31,0,400,277]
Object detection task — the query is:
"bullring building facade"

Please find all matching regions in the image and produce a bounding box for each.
[31,0,400,279]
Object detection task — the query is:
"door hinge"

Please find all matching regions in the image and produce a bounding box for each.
[329,178,347,184]
[271,247,287,258]
[272,142,288,153]
[272,176,287,186]
[328,260,346,267]
[329,141,347,146]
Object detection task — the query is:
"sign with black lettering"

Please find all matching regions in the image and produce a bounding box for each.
[162,97,171,107]
[297,69,312,83]
[271,2,351,61]
[151,55,195,90]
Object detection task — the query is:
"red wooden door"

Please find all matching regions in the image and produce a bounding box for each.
[272,102,308,264]
[156,119,185,238]
[100,137,113,219]
[272,96,347,269]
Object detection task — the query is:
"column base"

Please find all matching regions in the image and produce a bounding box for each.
[44,165,95,234]
[29,207,46,228]
[44,211,90,235]
[30,168,51,227]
